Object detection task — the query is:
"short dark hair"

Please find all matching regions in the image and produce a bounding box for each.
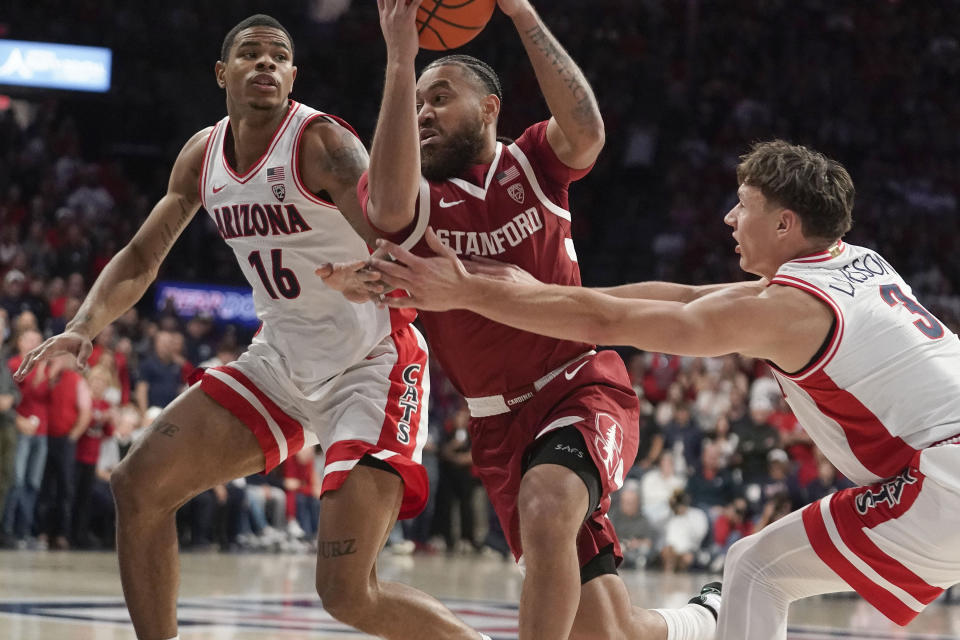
[737,140,854,240]
[423,55,503,102]
[221,14,294,62]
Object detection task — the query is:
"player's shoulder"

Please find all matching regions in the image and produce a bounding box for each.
[301,112,363,149]
[174,126,217,169]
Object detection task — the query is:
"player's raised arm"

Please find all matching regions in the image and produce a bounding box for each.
[501,0,604,169]
[365,0,424,233]
[14,129,209,380]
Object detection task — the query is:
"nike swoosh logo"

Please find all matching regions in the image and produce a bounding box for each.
[564,360,589,380]
[439,198,465,208]
[212,183,227,193]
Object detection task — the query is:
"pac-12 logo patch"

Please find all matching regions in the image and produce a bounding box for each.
[272,183,286,202]
[507,183,525,204]
[594,413,624,486]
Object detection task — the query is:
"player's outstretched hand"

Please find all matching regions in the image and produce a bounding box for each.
[377,0,423,62]
[464,255,540,285]
[369,227,470,311]
[14,331,92,382]
[315,260,384,304]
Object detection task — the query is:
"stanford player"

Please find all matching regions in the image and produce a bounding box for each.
[16,13,487,640]
[334,1,722,638]
[372,139,960,639]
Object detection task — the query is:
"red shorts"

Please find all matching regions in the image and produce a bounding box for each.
[200,324,430,519]
[469,350,640,568]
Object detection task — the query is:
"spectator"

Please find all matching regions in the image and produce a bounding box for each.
[661,401,704,474]
[0,270,29,321]
[134,330,187,413]
[283,446,321,541]
[36,354,91,550]
[90,405,143,547]
[660,489,709,573]
[730,404,781,483]
[640,451,685,529]
[629,408,663,478]
[2,330,51,547]
[804,455,855,504]
[184,313,216,365]
[608,479,654,570]
[436,405,480,554]
[709,497,753,573]
[0,333,21,515]
[685,440,740,518]
[88,323,131,405]
[71,365,114,548]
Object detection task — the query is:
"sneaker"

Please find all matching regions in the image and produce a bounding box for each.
[688,581,722,620]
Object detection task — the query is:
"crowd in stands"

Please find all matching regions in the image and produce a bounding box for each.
[1,0,958,570]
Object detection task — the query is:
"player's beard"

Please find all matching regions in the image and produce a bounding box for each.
[421,117,486,182]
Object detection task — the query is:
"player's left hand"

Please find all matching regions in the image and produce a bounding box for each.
[369,227,470,311]
[315,260,384,304]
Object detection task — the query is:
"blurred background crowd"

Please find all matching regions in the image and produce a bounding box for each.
[0,0,958,573]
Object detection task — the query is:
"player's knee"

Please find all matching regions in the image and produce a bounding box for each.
[110,458,177,516]
[316,577,372,626]
[723,533,759,582]
[518,468,585,539]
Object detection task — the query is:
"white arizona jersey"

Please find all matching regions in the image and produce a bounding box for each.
[768,240,960,486]
[199,101,411,393]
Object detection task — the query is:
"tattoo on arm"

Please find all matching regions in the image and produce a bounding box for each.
[322,130,367,187]
[153,420,181,438]
[318,538,358,558]
[153,196,194,265]
[525,25,598,126]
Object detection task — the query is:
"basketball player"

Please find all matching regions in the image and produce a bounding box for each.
[329,1,722,638]
[16,14,486,640]
[369,139,960,638]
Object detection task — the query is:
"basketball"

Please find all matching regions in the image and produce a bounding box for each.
[417,0,497,51]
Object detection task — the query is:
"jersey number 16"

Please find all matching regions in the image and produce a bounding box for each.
[248,249,301,299]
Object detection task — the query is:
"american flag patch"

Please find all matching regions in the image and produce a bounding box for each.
[267,166,285,182]
[496,165,520,185]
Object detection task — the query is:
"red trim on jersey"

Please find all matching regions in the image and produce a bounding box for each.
[221,101,301,184]
[790,240,846,263]
[199,366,306,472]
[291,113,359,208]
[799,367,918,479]
[198,123,219,210]
[829,473,942,606]
[200,374,282,472]
[802,502,922,626]
[215,366,305,455]
[321,439,428,519]
[767,275,844,379]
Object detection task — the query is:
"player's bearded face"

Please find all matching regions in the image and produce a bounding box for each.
[420,114,486,182]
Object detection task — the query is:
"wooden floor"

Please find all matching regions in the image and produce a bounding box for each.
[2,549,959,639]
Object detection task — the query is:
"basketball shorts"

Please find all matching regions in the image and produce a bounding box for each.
[802,441,960,625]
[468,350,640,570]
[199,324,430,519]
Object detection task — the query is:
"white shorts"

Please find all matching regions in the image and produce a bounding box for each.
[802,442,960,625]
[199,324,430,519]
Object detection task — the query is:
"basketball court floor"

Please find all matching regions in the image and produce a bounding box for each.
[3,549,959,639]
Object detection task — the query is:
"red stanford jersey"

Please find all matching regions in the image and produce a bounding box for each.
[360,121,594,397]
